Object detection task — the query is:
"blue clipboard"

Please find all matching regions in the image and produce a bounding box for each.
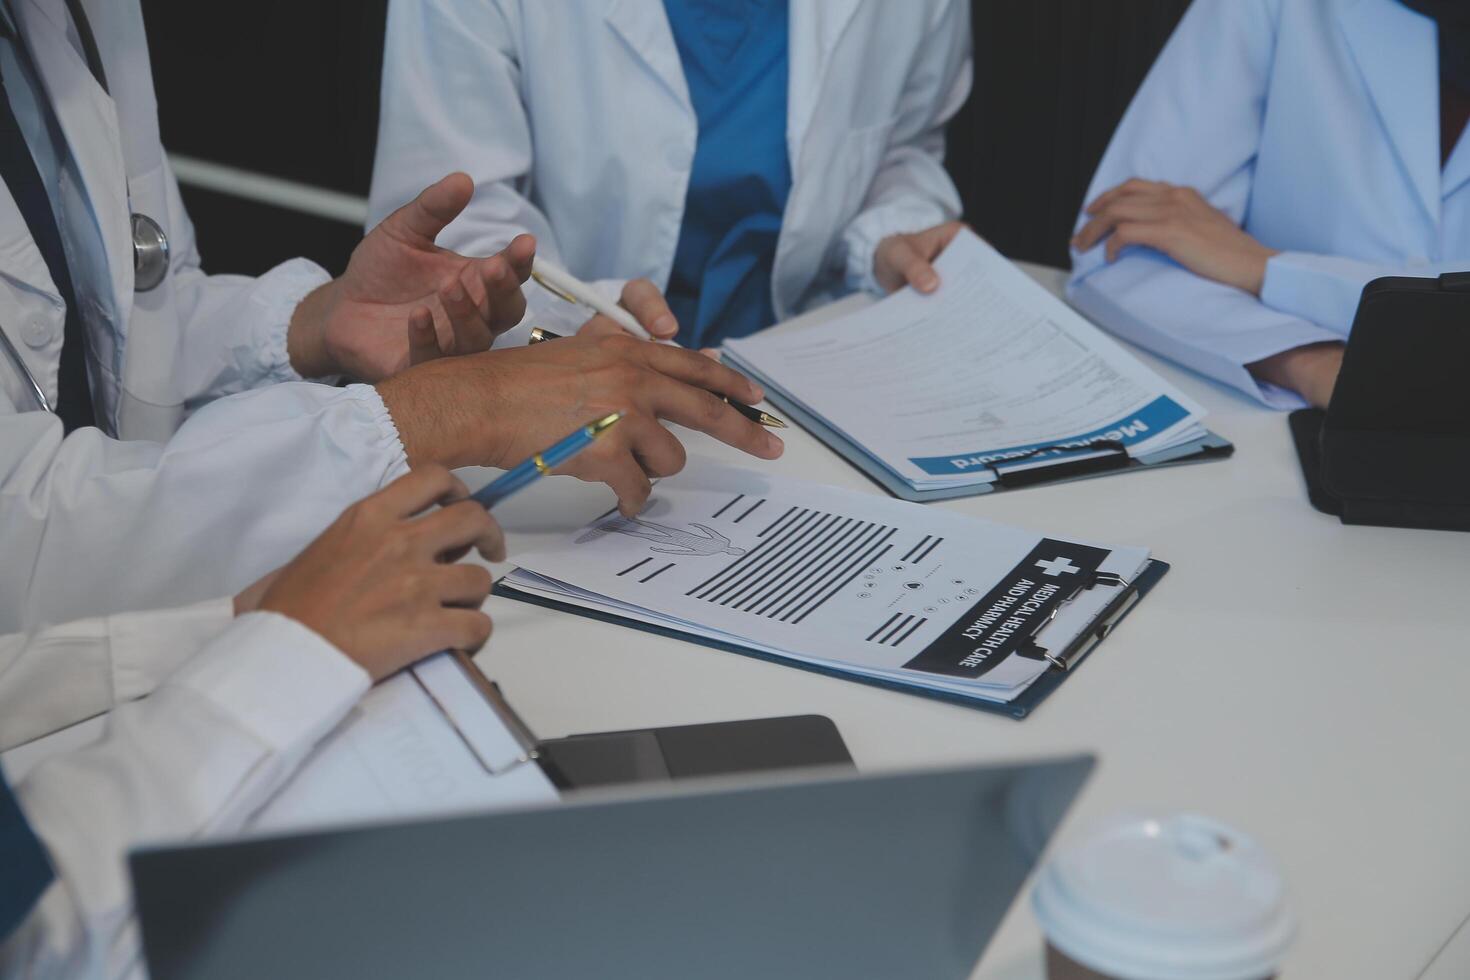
[741,363,1233,503]
[493,558,1169,721]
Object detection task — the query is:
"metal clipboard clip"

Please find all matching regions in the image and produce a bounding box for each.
[981,438,1129,489]
[411,650,544,777]
[1019,569,1139,672]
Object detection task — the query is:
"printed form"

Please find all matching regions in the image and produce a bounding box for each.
[724,230,1208,491]
[500,462,1151,705]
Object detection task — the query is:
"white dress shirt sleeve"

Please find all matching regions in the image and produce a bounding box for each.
[0,612,369,980]
[1066,0,1344,407]
[0,599,235,753]
[840,0,971,296]
[1261,251,1470,335]
[0,382,408,634]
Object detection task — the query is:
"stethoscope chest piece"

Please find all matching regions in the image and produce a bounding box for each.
[131,213,168,292]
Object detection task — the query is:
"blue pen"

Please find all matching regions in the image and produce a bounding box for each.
[471,412,622,509]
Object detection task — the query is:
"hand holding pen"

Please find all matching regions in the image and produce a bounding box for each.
[527,325,786,430]
[528,258,787,429]
[380,329,785,515]
[473,412,624,509]
[531,258,680,342]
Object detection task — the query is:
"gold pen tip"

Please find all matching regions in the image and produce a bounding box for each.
[588,412,623,436]
[762,414,789,429]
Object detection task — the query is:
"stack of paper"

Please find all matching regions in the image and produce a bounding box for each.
[722,230,1210,494]
[499,463,1151,707]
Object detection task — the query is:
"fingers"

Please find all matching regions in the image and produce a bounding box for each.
[595,453,654,517]
[926,220,966,255]
[1076,180,1178,251]
[620,279,679,339]
[619,413,687,478]
[578,315,626,339]
[624,345,782,459]
[637,342,764,405]
[1103,222,1170,263]
[383,172,473,244]
[408,307,443,365]
[896,237,942,293]
[377,464,471,518]
[425,608,494,653]
[643,379,784,461]
[880,221,966,294]
[875,235,930,293]
[460,253,529,339]
[1083,177,1166,215]
[1072,201,1170,252]
[501,234,537,283]
[437,274,494,354]
[432,563,496,608]
[412,499,505,561]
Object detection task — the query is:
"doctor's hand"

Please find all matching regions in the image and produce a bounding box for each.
[1248,342,1346,409]
[873,221,966,294]
[288,172,536,382]
[575,278,681,342]
[376,326,784,516]
[246,466,504,682]
[1073,179,1279,295]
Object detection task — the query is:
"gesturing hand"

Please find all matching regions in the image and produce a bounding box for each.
[376,324,785,516]
[249,466,506,681]
[289,173,536,382]
[1073,179,1279,295]
[873,221,966,294]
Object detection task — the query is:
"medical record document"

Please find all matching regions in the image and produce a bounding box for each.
[499,463,1151,706]
[722,230,1210,494]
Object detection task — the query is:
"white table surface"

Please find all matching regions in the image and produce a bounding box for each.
[467,264,1470,980]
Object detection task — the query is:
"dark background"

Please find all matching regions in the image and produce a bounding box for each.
[138,0,1189,278]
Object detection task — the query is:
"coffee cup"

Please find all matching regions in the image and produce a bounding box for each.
[1032,813,1295,980]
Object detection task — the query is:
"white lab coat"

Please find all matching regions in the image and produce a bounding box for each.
[368,0,971,337]
[1,612,368,979]
[1068,0,1470,407]
[0,598,232,753]
[0,0,409,637]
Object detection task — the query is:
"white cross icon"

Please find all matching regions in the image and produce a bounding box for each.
[1034,556,1081,577]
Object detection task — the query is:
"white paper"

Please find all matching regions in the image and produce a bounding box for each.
[250,658,557,835]
[501,462,1150,704]
[723,230,1208,490]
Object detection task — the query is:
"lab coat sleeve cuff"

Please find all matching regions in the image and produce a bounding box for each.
[108,597,236,704]
[350,383,412,484]
[1259,252,1376,336]
[250,258,335,386]
[167,612,370,755]
[842,200,951,296]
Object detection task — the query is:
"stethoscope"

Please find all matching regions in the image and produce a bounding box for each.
[0,0,169,414]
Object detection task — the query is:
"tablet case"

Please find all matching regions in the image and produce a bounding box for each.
[1289,274,1470,531]
[743,364,1233,502]
[494,558,1168,721]
[537,715,853,789]
[436,655,855,788]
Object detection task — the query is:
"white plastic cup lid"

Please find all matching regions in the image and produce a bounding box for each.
[1032,813,1296,980]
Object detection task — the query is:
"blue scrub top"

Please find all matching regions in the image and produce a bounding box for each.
[663,0,792,348]
[1,769,51,939]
